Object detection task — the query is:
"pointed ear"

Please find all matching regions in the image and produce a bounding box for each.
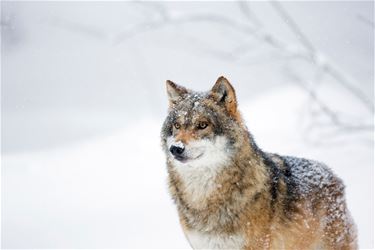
[210,76,238,118]
[166,80,188,106]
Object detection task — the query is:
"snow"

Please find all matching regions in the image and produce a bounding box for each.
[2,85,373,248]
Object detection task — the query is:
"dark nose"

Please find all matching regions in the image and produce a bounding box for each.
[170,145,185,156]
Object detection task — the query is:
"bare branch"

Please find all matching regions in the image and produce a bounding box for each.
[285,68,373,132]
[133,1,170,22]
[357,14,375,29]
[111,2,373,136]
[270,1,374,112]
[238,1,262,28]
[270,1,316,53]
[43,16,107,40]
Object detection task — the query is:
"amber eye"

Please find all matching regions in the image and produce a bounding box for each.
[174,122,181,129]
[197,121,208,130]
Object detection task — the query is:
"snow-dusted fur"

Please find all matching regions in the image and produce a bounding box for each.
[161,76,357,250]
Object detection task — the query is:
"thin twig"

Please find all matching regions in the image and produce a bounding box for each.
[270,1,374,112]
[270,1,316,53]
[357,14,375,29]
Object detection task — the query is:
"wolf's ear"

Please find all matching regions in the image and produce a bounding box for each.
[166,80,188,106]
[210,76,238,118]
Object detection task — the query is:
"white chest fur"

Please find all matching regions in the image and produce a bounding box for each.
[186,230,245,249]
[168,136,231,208]
[175,161,220,207]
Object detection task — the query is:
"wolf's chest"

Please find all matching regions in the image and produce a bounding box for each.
[174,161,225,209]
[185,230,245,249]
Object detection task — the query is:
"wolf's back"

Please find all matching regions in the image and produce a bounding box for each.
[281,155,339,197]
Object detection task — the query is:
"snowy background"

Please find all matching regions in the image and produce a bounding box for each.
[1,1,373,249]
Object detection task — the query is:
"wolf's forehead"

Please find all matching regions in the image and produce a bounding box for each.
[172,92,211,121]
[177,92,206,110]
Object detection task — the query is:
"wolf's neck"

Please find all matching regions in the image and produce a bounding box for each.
[168,143,270,233]
[172,155,230,210]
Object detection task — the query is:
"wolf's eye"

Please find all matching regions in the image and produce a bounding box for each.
[197,121,208,130]
[174,122,181,129]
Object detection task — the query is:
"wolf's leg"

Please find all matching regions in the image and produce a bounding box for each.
[321,181,357,250]
[323,211,357,249]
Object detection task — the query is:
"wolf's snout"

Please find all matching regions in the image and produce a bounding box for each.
[170,145,185,156]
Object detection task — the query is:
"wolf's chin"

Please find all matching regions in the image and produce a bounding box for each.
[173,153,204,164]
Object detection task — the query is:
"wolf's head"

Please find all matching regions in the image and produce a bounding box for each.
[161,76,250,170]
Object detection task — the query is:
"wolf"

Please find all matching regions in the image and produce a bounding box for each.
[161,76,357,250]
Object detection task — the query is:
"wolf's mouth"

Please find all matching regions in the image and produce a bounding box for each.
[174,155,187,162]
[174,153,204,163]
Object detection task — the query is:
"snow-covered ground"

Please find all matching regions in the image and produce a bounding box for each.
[1,1,373,249]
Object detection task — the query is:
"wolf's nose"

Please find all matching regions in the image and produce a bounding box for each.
[170,145,185,156]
